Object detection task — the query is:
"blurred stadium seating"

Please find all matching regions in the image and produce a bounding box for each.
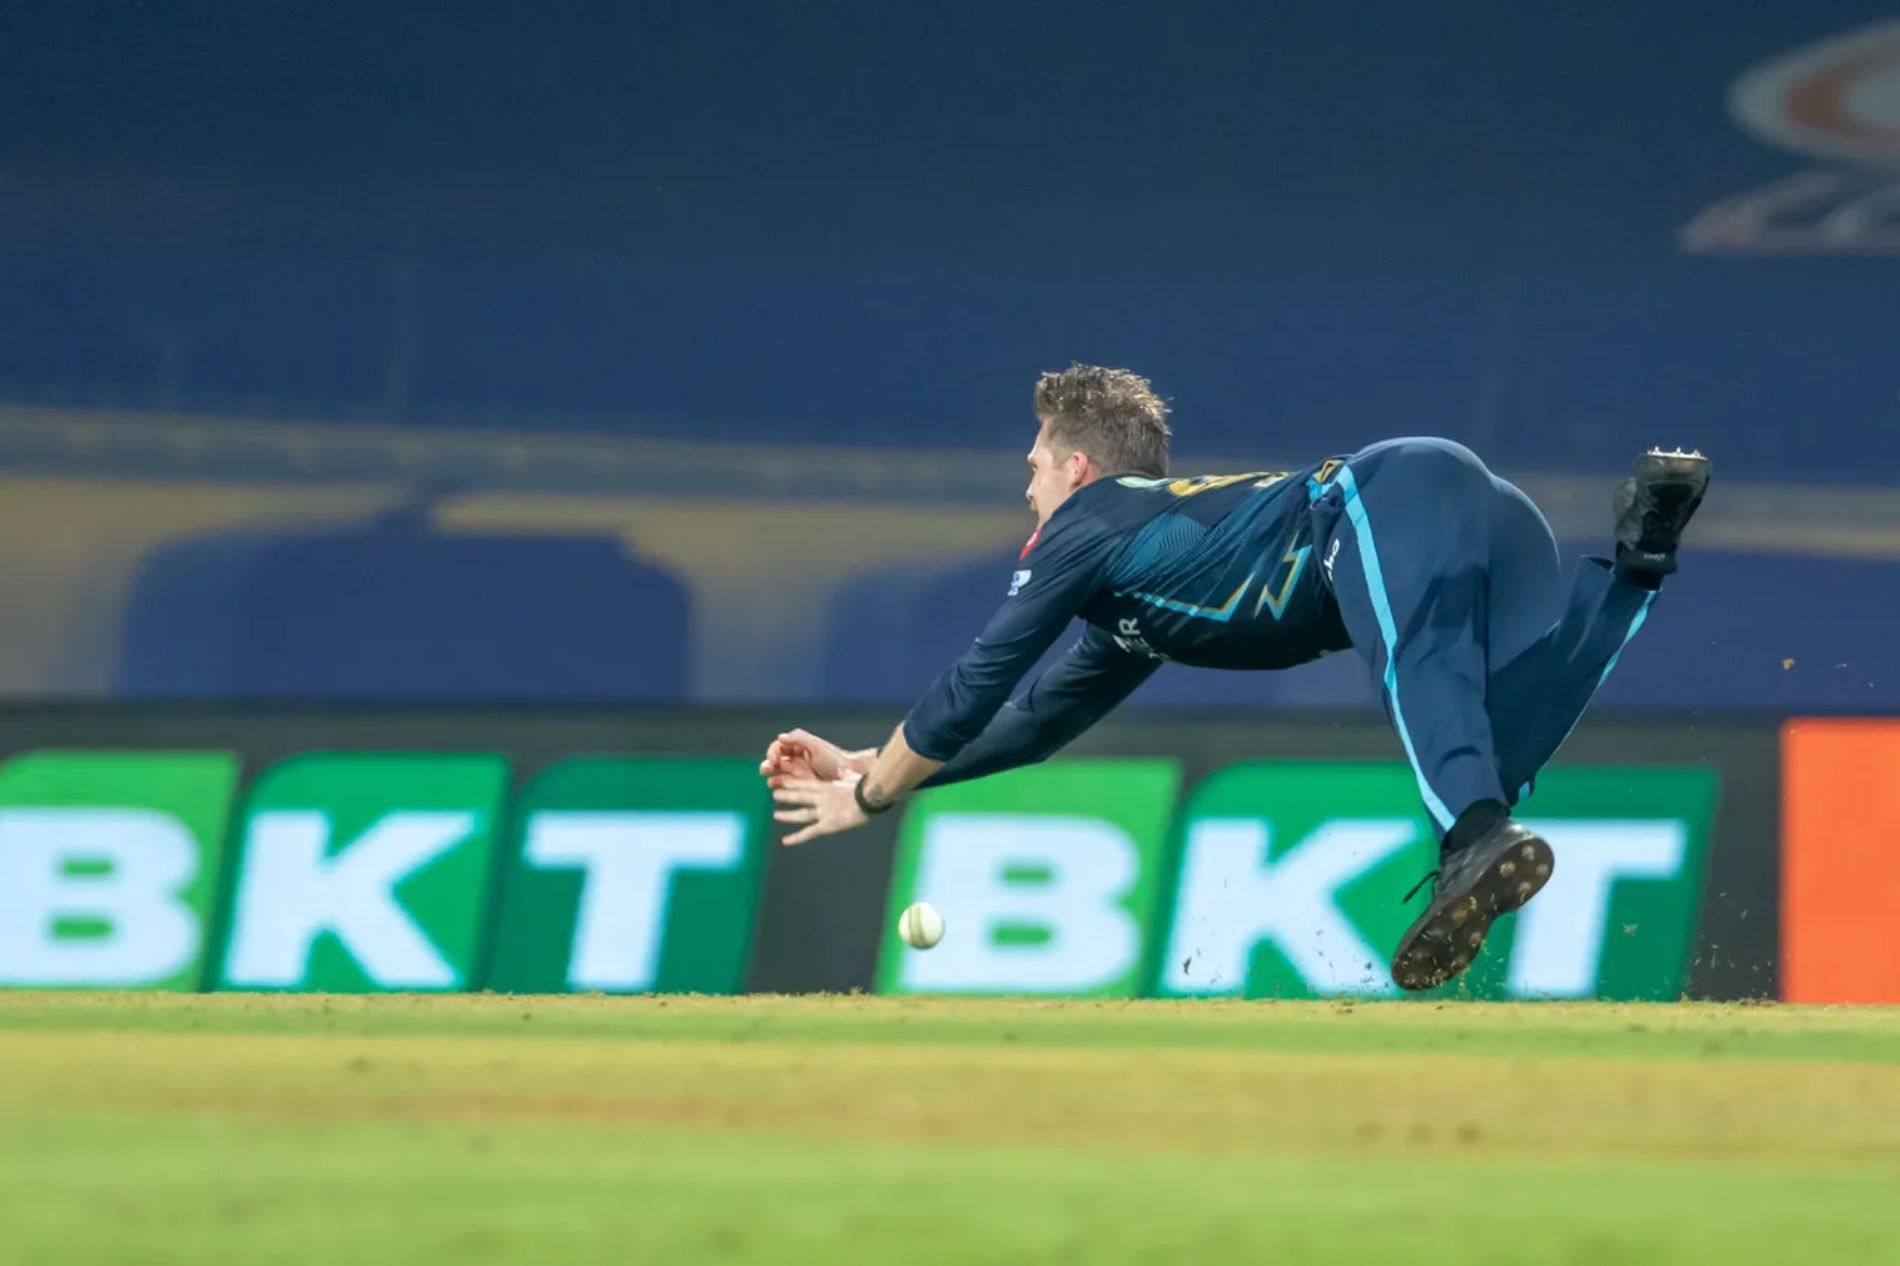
[1,3,1895,709]
[115,497,689,700]
[0,405,1890,710]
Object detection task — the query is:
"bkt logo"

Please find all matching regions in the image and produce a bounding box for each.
[0,747,1717,1001]
[880,761,1717,1001]
[1684,20,1900,255]
[0,750,769,994]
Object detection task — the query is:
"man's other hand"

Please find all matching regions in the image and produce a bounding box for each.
[771,774,871,846]
[760,729,873,783]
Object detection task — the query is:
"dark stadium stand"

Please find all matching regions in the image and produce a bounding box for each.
[116,504,690,699]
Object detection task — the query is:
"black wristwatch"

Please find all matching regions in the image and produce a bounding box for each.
[853,778,892,816]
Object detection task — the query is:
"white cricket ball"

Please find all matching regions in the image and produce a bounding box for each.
[898,901,946,950]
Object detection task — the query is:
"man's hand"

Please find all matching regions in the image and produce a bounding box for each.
[771,774,870,846]
[760,729,874,783]
[763,723,944,846]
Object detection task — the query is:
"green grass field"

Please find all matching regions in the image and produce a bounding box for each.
[2,994,1897,1264]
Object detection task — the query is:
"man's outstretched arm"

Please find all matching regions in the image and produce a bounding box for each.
[771,507,1111,842]
[768,629,1154,841]
[919,626,1158,789]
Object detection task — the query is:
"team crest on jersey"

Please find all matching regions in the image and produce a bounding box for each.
[1008,569,1032,596]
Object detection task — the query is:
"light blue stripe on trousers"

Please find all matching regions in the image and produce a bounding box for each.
[1522,587,1658,804]
[1335,466,1457,830]
[1598,591,1657,688]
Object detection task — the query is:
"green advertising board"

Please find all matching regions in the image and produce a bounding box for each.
[0,750,239,989]
[0,730,1727,999]
[1458,766,1717,1001]
[876,759,1182,997]
[1152,763,1717,1001]
[216,753,508,992]
[1156,762,1439,998]
[485,757,770,994]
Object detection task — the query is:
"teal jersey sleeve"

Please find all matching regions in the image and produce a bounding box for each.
[919,625,1159,787]
[902,505,1114,761]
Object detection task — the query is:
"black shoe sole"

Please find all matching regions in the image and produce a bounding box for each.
[1619,450,1710,567]
[1641,469,1707,516]
[1638,448,1709,478]
[1390,835,1554,992]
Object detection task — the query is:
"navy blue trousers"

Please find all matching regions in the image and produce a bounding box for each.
[1309,438,1656,835]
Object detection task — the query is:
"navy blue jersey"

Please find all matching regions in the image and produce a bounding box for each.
[906,460,1353,763]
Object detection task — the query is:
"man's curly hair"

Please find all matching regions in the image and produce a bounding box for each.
[1033,363,1172,477]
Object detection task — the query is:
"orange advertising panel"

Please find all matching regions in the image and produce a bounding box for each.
[1782,720,1900,1004]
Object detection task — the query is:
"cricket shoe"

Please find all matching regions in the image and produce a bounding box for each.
[1614,447,1711,582]
[1389,816,1554,992]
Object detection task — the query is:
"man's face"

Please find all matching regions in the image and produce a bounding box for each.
[1025,416,1088,528]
